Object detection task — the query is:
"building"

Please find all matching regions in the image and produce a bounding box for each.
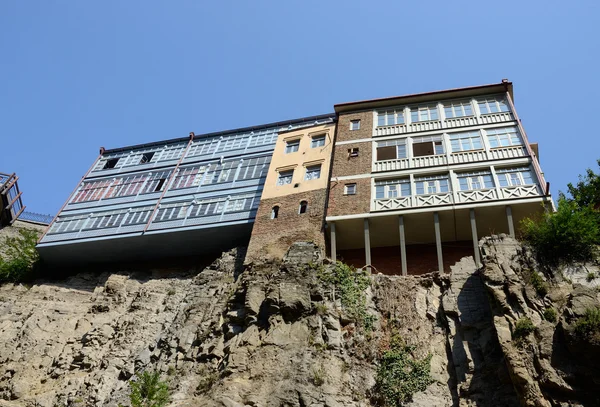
[326,80,552,275]
[37,114,335,264]
[245,121,337,262]
[0,172,25,227]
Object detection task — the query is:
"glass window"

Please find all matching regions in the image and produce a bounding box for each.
[311,135,326,148]
[410,105,439,122]
[457,171,495,191]
[350,120,361,130]
[376,139,408,161]
[377,109,405,127]
[374,179,411,199]
[305,165,321,181]
[478,97,509,114]
[485,127,522,148]
[444,100,473,118]
[285,139,300,154]
[449,131,483,152]
[271,206,279,219]
[344,183,356,195]
[277,170,294,186]
[496,167,535,187]
[412,135,444,157]
[414,175,450,195]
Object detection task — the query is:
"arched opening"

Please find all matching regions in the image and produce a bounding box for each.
[298,200,308,214]
[271,206,279,219]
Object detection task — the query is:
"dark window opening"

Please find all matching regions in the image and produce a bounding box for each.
[140,152,155,164]
[271,206,279,219]
[348,147,359,158]
[104,158,119,169]
[154,178,166,192]
[377,146,396,161]
[299,200,308,214]
[413,141,443,157]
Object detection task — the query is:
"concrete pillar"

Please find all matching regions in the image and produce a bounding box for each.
[398,215,407,276]
[470,208,481,267]
[506,206,515,237]
[364,218,371,270]
[433,212,444,273]
[330,222,337,262]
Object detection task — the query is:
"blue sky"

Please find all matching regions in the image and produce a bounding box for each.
[1,1,599,215]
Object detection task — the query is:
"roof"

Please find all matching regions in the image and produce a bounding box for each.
[103,113,336,154]
[334,81,513,113]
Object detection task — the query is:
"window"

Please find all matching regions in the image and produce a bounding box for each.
[415,175,450,195]
[496,167,534,187]
[377,109,405,127]
[285,139,300,154]
[140,152,155,164]
[410,105,439,122]
[485,127,522,148]
[350,120,361,130]
[154,178,167,192]
[478,97,509,114]
[375,179,411,199]
[305,165,321,181]
[277,170,294,186]
[444,100,473,118]
[376,139,407,161]
[271,206,279,219]
[457,171,494,191]
[348,147,359,158]
[299,200,308,214]
[104,158,119,169]
[412,135,444,157]
[344,183,356,195]
[311,135,326,148]
[449,131,483,152]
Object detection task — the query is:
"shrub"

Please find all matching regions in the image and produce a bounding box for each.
[375,337,435,406]
[120,370,169,407]
[311,365,326,386]
[521,199,599,267]
[0,229,41,283]
[566,159,600,210]
[526,270,548,297]
[543,307,557,323]
[587,272,597,282]
[513,317,535,341]
[574,307,600,344]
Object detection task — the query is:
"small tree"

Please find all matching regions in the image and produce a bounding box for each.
[0,228,41,283]
[566,159,600,210]
[122,370,170,407]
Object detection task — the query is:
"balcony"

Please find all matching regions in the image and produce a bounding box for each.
[373,145,528,172]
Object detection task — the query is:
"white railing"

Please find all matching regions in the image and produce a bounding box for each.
[500,185,540,199]
[415,193,453,207]
[373,197,411,211]
[479,112,513,124]
[456,189,498,203]
[373,145,528,172]
[444,116,478,128]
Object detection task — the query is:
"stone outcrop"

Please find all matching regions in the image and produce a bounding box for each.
[0,234,598,406]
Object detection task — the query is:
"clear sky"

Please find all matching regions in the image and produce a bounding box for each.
[1,1,599,215]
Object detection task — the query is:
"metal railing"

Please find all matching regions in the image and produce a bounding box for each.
[19,211,55,225]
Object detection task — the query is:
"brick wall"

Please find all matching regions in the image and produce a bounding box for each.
[330,143,372,178]
[326,177,371,217]
[336,111,373,143]
[337,241,474,275]
[246,189,327,263]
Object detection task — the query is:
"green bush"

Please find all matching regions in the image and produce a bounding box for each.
[566,159,600,210]
[543,307,557,323]
[317,261,374,328]
[521,198,599,267]
[574,307,600,344]
[375,337,435,406]
[586,272,597,282]
[0,229,41,283]
[513,317,535,341]
[526,270,548,297]
[120,370,169,407]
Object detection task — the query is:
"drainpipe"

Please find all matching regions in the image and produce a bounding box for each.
[143,133,195,233]
[37,148,105,245]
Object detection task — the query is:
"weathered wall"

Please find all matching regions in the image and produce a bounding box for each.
[0,220,46,258]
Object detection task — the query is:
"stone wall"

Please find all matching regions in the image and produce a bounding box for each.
[0,220,46,258]
[245,189,327,263]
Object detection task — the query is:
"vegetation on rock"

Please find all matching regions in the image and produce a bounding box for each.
[120,370,170,407]
[0,228,41,283]
[524,269,549,297]
[513,317,535,341]
[543,307,557,323]
[574,307,600,344]
[374,333,435,406]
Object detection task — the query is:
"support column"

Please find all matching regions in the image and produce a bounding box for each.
[398,215,407,276]
[330,222,337,262]
[364,218,371,271]
[506,206,515,237]
[470,208,481,267]
[433,212,444,273]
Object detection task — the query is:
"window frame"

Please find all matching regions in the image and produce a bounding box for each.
[350,120,361,131]
[377,109,405,127]
[478,97,510,115]
[449,131,483,153]
[310,134,326,148]
[374,179,411,199]
[344,183,357,195]
[457,171,495,191]
[485,127,522,148]
[410,104,439,123]
[304,164,322,181]
[444,100,474,119]
[414,175,450,195]
[276,169,294,186]
[284,139,300,154]
[496,167,535,187]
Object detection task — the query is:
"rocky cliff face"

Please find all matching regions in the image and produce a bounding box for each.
[0,236,598,406]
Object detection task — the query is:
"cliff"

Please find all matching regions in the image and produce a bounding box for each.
[0,235,598,406]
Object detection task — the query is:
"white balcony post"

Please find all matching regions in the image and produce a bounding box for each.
[409,174,416,207]
[472,98,482,124]
[364,219,371,272]
[470,209,481,267]
[330,222,337,262]
[506,206,515,237]
[449,170,460,204]
[434,212,444,273]
[398,215,407,276]
[490,165,503,199]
